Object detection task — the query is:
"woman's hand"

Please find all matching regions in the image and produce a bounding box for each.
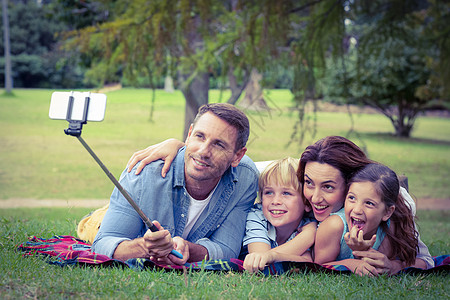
[127,138,185,176]
[349,260,379,277]
[352,248,404,275]
[344,225,376,252]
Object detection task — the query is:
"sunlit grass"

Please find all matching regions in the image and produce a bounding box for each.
[0,88,449,200]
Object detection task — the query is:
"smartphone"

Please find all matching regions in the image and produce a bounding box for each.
[49,91,107,122]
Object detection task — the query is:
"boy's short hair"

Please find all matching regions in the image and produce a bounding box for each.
[256,157,301,204]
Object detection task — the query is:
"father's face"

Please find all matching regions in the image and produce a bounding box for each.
[184,112,246,187]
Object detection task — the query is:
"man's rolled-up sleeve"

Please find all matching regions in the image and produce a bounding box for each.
[92,169,146,258]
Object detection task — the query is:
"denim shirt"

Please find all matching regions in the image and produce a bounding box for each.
[92,147,259,260]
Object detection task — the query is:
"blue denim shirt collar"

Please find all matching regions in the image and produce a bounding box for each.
[173,147,185,188]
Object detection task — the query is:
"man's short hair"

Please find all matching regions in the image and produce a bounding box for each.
[192,103,250,151]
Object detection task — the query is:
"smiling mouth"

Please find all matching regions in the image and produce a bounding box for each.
[351,217,365,230]
[192,157,209,168]
[313,204,329,211]
[270,210,287,215]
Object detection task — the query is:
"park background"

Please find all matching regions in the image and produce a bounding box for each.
[1,1,449,299]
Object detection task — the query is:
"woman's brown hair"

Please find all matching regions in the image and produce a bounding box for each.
[297,136,374,207]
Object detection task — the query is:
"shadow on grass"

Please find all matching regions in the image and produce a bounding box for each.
[1,91,16,98]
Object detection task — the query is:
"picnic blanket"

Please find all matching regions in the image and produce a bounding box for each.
[17,235,450,276]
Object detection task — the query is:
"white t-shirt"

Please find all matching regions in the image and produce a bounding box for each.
[181,185,218,239]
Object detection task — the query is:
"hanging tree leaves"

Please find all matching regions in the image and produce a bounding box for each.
[57,0,448,141]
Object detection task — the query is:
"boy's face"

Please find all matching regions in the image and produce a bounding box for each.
[262,180,305,234]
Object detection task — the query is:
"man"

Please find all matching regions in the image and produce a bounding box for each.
[92,103,258,265]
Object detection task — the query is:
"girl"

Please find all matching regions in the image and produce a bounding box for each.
[242,158,317,273]
[314,163,418,275]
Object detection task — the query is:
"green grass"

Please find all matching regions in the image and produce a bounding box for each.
[1,208,448,299]
[0,88,449,200]
[0,89,449,298]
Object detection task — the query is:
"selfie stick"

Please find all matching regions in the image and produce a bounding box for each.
[63,92,183,259]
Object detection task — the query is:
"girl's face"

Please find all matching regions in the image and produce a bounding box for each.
[345,181,395,239]
[262,181,305,234]
[303,162,346,222]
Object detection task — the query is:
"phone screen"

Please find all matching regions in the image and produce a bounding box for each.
[49,91,107,122]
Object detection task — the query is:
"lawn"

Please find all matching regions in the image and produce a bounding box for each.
[0,89,449,299]
[0,208,448,299]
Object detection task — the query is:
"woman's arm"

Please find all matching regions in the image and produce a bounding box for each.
[270,221,317,257]
[314,215,344,264]
[244,223,317,273]
[127,138,185,176]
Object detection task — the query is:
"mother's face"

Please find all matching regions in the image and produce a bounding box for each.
[303,161,347,222]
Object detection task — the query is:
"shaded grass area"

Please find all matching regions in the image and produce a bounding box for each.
[1,208,448,299]
[0,89,449,200]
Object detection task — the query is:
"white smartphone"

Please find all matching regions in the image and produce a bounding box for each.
[49,91,107,122]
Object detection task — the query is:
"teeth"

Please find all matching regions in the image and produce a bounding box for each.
[352,217,365,229]
[313,204,328,210]
[194,158,207,167]
[270,210,286,215]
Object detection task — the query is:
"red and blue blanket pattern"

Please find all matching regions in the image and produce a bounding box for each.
[18,235,449,276]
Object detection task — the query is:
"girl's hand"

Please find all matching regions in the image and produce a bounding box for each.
[344,225,376,252]
[127,139,185,176]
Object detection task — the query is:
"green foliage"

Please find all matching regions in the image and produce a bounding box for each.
[0,1,86,88]
[54,0,449,141]
[323,0,449,137]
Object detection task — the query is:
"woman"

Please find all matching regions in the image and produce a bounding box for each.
[126,136,434,275]
[297,136,432,274]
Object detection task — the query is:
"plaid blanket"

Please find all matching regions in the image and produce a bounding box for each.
[18,235,450,276]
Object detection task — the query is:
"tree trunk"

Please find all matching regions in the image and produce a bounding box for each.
[227,67,249,105]
[164,75,174,93]
[179,71,209,140]
[239,68,269,111]
[392,98,420,138]
[2,0,12,93]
